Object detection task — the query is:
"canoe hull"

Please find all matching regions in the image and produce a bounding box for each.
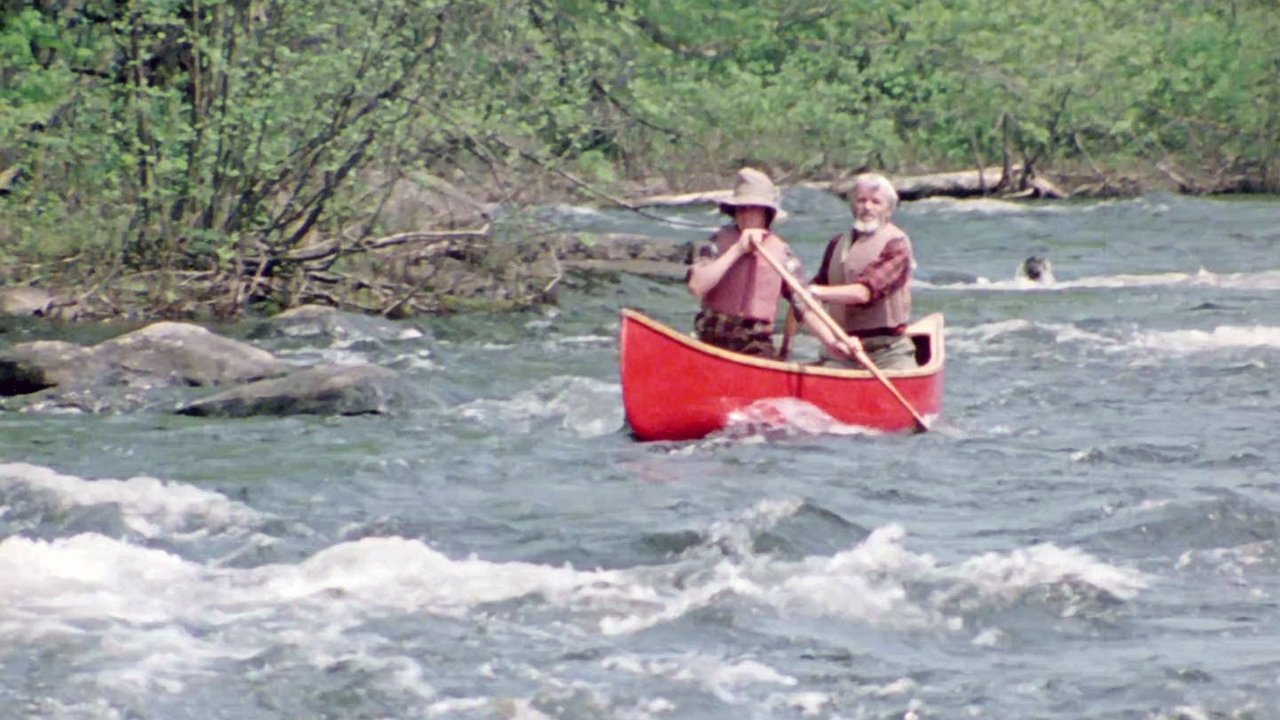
[619,309,945,441]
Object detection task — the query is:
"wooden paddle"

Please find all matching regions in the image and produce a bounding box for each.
[750,237,930,432]
[778,305,798,360]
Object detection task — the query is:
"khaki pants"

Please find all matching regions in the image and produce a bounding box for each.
[818,335,917,370]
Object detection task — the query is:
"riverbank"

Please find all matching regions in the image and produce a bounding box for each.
[2,160,1273,326]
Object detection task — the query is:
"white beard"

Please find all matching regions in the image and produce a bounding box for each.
[853,217,883,234]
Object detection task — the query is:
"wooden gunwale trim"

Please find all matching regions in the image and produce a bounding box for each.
[620,308,944,380]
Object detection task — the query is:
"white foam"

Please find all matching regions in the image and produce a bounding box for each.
[1042,321,1120,348]
[724,397,882,438]
[603,652,795,704]
[777,524,943,628]
[699,497,803,558]
[0,534,265,696]
[0,473,1156,697]
[387,349,441,370]
[871,676,918,697]
[949,319,1280,358]
[946,320,1040,354]
[907,197,1055,215]
[921,267,1280,293]
[455,375,623,437]
[0,532,625,695]
[0,462,264,539]
[0,534,224,627]
[425,697,493,717]
[1058,271,1194,289]
[1197,268,1280,291]
[555,334,615,345]
[256,536,614,613]
[1163,706,1214,720]
[765,690,832,716]
[971,627,1008,648]
[949,543,1148,605]
[951,319,1037,342]
[1175,541,1277,592]
[1129,325,1280,354]
[0,512,1153,701]
[600,522,1147,637]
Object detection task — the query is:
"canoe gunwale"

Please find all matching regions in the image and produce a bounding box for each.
[619,307,945,380]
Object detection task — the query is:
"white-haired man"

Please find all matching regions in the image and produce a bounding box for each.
[807,173,918,370]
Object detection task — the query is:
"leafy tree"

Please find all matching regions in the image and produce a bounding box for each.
[2,0,1276,316]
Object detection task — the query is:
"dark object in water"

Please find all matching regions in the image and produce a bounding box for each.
[1021,256,1052,282]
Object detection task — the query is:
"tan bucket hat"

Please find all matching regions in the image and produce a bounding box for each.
[718,167,781,215]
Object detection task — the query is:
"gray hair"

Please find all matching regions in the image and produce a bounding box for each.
[852,173,899,212]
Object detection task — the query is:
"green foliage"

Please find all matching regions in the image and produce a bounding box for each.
[2,0,1276,278]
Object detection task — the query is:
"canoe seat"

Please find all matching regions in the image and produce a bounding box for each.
[911,334,932,366]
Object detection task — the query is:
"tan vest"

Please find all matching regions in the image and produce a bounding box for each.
[702,227,788,322]
[824,225,912,332]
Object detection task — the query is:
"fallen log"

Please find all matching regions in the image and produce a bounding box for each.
[628,165,1065,209]
[813,165,1033,200]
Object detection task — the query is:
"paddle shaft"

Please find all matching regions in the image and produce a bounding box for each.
[750,237,930,432]
[778,305,798,361]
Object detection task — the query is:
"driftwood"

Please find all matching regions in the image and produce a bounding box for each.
[812,165,1064,200]
[829,166,1018,200]
[630,165,1067,210]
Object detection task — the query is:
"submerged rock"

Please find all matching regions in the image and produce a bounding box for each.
[249,304,427,346]
[177,364,405,417]
[0,321,294,413]
[0,340,100,395]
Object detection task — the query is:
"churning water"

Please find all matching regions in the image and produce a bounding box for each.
[2,191,1279,719]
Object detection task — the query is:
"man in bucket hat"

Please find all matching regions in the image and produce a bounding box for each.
[687,167,857,360]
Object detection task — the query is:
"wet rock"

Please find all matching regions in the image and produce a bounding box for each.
[0,321,293,410]
[555,233,693,279]
[92,321,293,388]
[557,233,692,263]
[177,364,404,417]
[0,341,101,395]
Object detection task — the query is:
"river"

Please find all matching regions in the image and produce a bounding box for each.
[2,191,1278,719]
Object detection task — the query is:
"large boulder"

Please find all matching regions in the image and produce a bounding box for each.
[177,364,405,417]
[92,321,293,388]
[0,321,294,406]
[0,341,101,395]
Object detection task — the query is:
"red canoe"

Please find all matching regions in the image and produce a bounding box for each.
[618,308,945,441]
